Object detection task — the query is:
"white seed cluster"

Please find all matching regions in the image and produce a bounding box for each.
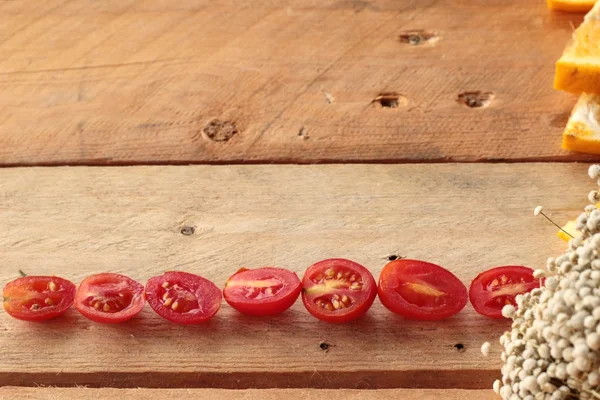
[496,165,600,400]
[482,341,491,357]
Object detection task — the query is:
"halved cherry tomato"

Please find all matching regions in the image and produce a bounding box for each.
[3,276,76,321]
[302,258,377,324]
[224,267,301,316]
[378,259,468,320]
[146,271,222,324]
[75,273,145,324]
[469,266,539,319]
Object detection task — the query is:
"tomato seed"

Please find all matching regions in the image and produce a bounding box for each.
[44,298,53,305]
[48,282,57,292]
[171,301,179,311]
[162,282,170,288]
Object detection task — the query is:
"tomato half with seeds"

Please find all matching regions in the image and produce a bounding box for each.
[469,266,539,319]
[224,267,301,316]
[302,259,377,324]
[146,271,222,324]
[378,259,468,321]
[75,273,145,324]
[3,276,76,321]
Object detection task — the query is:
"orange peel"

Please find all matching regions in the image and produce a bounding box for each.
[547,0,597,13]
[562,93,600,154]
[555,3,600,94]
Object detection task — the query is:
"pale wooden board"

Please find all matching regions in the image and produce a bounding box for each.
[0,164,590,389]
[0,388,499,400]
[0,0,595,165]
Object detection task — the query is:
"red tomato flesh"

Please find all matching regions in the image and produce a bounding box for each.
[378,259,468,320]
[146,271,222,324]
[224,267,301,316]
[302,258,377,324]
[469,266,539,319]
[75,273,145,324]
[3,276,76,321]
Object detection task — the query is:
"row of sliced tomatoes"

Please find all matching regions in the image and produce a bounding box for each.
[2,259,541,324]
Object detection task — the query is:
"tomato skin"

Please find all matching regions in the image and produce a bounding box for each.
[146,271,222,324]
[378,259,468,321]
[3,276,76,321]
[75,273,145,324]
[224,267,301,316]
[301,258,377,324]
[469,266,539,319]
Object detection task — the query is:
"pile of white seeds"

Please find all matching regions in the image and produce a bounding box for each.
[495,165,600,400]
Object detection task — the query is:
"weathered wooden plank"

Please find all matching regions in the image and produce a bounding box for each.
[0,0,594,165]
[0,164,590,388]
[0,388,499,400]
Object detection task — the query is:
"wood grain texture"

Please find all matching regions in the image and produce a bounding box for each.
[0,0,596,165]
[0,388,499,400]
[0,164,591,389]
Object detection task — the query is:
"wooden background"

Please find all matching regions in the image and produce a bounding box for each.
[0,0,598,165]
[0,0,597,399]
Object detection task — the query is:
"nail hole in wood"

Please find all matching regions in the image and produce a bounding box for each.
[203,119,238,142]
[399,30,438,46]
[297,127,309,140]
[373,92,407,108]
[180,226,196,236]
[456,91,494,108]
[319,341,334,353]
[454,343,466,353]
[387,254,406,261]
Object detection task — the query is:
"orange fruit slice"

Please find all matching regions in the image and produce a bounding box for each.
[562,93,600,153]
[557,202,600,241]
[558,220,579,241]
[548,0,596,12]
[555,3,600,94]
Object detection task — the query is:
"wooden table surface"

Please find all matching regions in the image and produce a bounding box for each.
[0,0,595,399]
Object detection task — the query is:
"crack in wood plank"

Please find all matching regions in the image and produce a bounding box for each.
[0,370,499,390]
